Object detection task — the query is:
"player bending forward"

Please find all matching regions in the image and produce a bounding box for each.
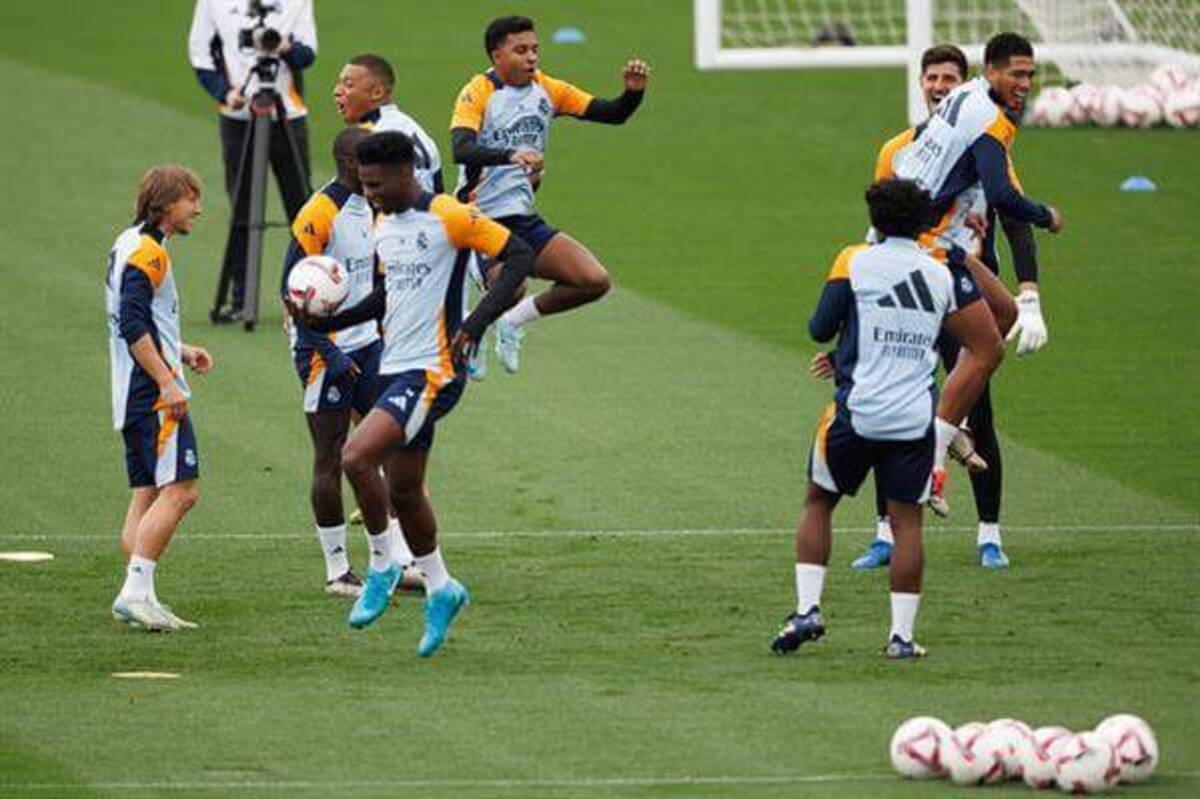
[301,132,535,657]
[106,165,212,632]
[771,179,1002,659]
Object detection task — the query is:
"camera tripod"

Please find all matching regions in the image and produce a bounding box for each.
[210,56,311,332]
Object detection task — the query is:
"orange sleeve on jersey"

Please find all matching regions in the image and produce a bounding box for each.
[127,239,169,289]
[450,75,494,132]
[537,70,594,117]
[983,111,1017,150]
[828,244,866,281]
[1007,154,1025,194]
[430,195,512,257]
[292,193,338,256]
[874,128,914,182]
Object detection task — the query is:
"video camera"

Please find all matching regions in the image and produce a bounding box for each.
[238,0,282,55]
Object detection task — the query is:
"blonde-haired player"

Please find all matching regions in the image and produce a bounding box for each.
[106,165,212,631]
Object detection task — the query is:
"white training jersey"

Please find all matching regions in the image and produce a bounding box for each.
[821,239,980,440]
[374,193,512,375]
[360,103,443,194]
[106,225,190,431]
[450,69,595,218]
[289,181,378,353]
[187,0,317,120]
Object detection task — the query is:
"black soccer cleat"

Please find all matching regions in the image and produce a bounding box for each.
[770,607,826,654]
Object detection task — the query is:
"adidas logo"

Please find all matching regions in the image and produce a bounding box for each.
[878,271,936,313]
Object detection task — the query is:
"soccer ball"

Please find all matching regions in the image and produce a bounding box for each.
[1164,87,1200,128]
[889,716,951,779]
[1150,62,1194,96]
[286,255,349,317]
[944,722,1006,786]
[988,718,1035,780]
[1054,731,1121,794]
[1095,713,1158,784]
[1091,87,1123,127]
[1020,726,1074,789]
[1120,87,1164,128]
[1067,84,1101,125]
[1030,87,1074,127]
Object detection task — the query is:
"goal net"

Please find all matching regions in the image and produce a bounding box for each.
[696,0,1200,122]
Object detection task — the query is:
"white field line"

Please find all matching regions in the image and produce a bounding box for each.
[4,772,1199,791]
[0,523,1196,542]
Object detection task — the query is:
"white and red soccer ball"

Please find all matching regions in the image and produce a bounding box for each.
[1068,83,1102,125]
[889,716,951,779]
[1120,86,1164,128]
[944,722,1007,786]
[1054,731,1121,794]
[1030,86,1074,127]
[1164,87,1200,128]
[1020,725,1075,789]
[1095,713,1159,784]
[1150,62,1194,96]
[286,255,349,317]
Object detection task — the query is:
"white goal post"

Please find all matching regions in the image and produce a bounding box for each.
[695,0,1200,124]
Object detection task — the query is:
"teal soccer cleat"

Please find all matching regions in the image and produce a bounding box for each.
[349,563,401,629]
[417,579,470,658]
[851,539,893,570]
[979,542,1011,570]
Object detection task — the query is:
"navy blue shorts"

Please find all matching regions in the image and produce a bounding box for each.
[375,370,466,451]
[494,213,559,257]
[123,411,200,488]
[294,340,382,416]
[807,404,933,505]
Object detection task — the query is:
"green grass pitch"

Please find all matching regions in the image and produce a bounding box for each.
[1,2,1198,797]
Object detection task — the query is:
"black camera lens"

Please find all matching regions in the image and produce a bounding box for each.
[257,27,282,52]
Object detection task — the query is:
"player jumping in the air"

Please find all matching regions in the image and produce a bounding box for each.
[450,15,649,373]
[888,32,1063,526]
[299,132,535,657]
[771,179,1004,659]
[107,165,212,632]
[282,127,422,596]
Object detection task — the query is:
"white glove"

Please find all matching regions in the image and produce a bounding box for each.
[1006,289,1048,355]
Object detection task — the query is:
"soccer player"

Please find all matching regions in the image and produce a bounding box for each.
[333,53,443,194]
[851,36,1059,569]
[770,179,1004,659]
[299,132,535,657]
[282,126,422,596]
[450,15,649,373]
[107,165,212,632]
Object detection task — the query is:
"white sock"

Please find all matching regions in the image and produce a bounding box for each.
[367,531,392,572]
[415,547,451,593]
[890,592,921,642]
[934,417,958,469]
[794,563,826,614]
[120,556,156,602]
[977,522,1001,547]
[388,517,414,564]
[316,524,350,581]
[876,517,895,545]
[501,295,541,329]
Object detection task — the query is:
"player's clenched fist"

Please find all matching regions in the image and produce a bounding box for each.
[623,59,651,91]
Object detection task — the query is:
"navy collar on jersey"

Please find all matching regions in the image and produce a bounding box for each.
[987,86,1024,127]
[322,180,354,208]
[484,69,505,90]
[413,191,435,213]
[139,222,166,244]
[359,107,383,125]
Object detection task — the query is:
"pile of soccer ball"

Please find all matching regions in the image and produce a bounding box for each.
[1029,63,1200,129]
[890,713,1158,793]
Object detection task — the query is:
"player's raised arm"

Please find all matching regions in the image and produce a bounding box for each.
[577,60,649,125]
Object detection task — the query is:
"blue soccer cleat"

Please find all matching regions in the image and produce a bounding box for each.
[417,579,470,658]
[851,540,893,571]
[884,634,928,660]
[769,607,826,654]
[349,563,401,629]
[979,542,1010,570]
[467,333,488,382]
[494,318,524,374]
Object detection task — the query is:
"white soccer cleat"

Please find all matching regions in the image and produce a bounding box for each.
[160,604,199,630]
[928,467,950,518]
[948,428,988,473]
[325,570,364,597]
[494,318,524,374]
[111,597,177,632]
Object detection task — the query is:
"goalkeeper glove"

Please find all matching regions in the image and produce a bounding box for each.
[1006,289,1048,355]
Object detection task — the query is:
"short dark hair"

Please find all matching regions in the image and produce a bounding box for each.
[866,179,932,239]
[984,32,1034,67]
[332,126,371,163]
[485,16,535,56]
[348,53,395,90]
[921,44,968,80]
[355,132,415,167]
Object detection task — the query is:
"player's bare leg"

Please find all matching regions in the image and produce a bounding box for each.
[113,480,199,631]
[120,487,157,561]
[305,410,363,596]
[885,500,926,658]
[772,483,838,654]
[493,233,609,373]
[383,448,469,657]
